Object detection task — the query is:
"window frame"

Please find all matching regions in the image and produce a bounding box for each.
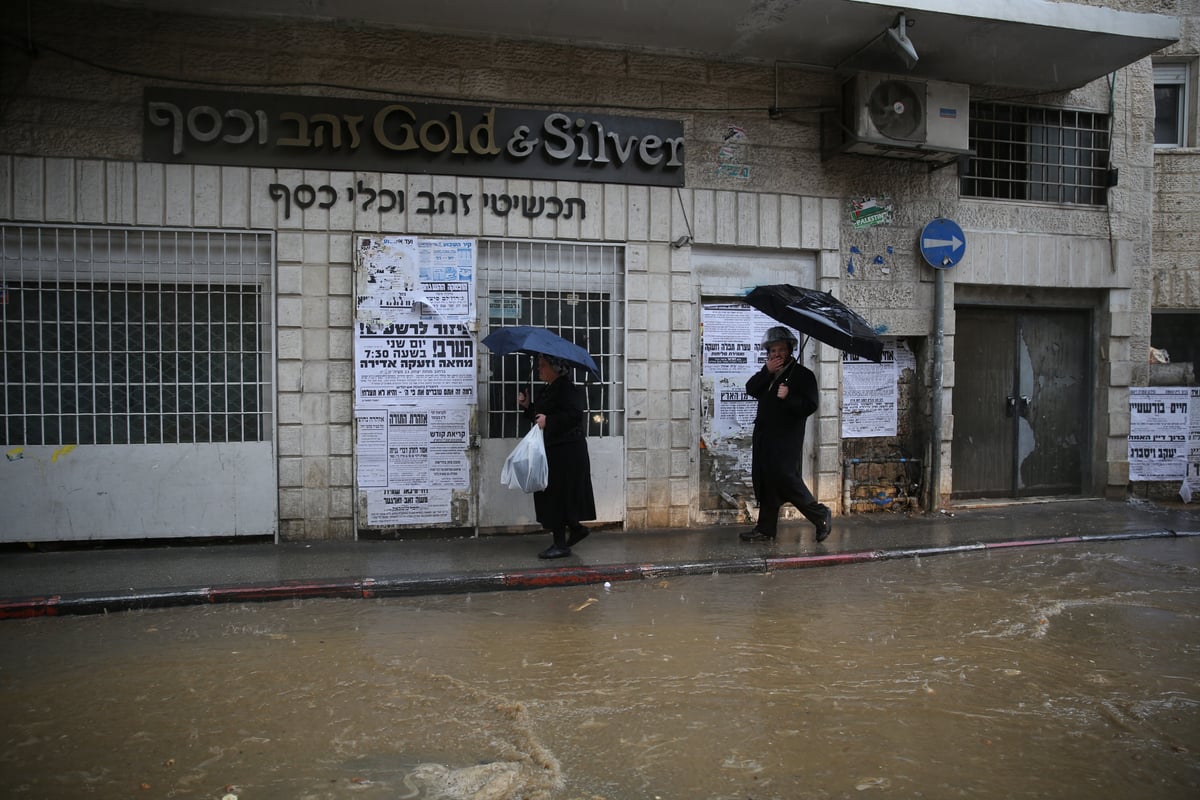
[1153,62,1191,149]
[961,102,1112,207]
[1,225,276,448]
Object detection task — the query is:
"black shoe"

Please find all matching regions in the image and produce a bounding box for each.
[538,544,572,559]
[739,529,776,542]
[814,508,833,542]
[566,526,590,547]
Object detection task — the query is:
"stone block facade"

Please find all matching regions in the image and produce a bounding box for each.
[0,0,1187,541]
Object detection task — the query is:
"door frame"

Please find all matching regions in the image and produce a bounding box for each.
[951,289,1103,501]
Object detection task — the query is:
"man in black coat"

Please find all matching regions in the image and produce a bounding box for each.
[740,326,833,543]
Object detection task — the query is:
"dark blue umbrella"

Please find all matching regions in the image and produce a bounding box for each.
[481,325,600,378]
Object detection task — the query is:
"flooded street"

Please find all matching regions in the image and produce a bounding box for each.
[2,538,1198,799]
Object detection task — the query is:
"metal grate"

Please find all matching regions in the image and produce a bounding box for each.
[477,240,624,439]
[962,103,1111,206]
[1,225,274,446]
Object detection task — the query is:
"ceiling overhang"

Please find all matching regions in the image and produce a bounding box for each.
[88,0,1180,93]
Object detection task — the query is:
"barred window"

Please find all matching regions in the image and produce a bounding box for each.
[1,226,274,447]
[961,103,1111,206]
[476,240,624,441]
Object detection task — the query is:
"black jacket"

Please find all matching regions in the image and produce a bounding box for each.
[745,359,819,452]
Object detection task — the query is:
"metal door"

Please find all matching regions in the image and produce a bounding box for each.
[952,307,1090,499]
[475,240,625,530]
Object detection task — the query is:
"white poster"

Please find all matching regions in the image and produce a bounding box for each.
[418,238,476,322]
[1183,387,1200,501]
[355,320,476,405]
[713,376,759,438]
[356,236,477,325]
[387,408,432,485]
[428,406,471,488]
[355,235,422,329]
[701,302,801,439]
[355,409,389,488]
[355,406,471,492]
[841,342,899,438]
[353,236,477,527]
[1128,386,1189,480]
[701,303,800,377]
[366,487,453,526]
[701,303,761,376]
[354,236,477,407]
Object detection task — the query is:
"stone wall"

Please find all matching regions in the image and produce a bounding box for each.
[0,0,1171,533]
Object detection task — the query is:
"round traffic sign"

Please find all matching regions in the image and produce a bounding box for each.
[920,218,966,269]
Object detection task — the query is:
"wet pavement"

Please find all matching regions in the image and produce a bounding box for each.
[2,497,1198,619]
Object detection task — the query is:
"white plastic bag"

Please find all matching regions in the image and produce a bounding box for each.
[501,425,549,493]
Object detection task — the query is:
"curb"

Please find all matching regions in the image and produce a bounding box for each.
[0,529,1192,620]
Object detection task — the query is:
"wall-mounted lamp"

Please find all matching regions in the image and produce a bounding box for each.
[886,13,919,68]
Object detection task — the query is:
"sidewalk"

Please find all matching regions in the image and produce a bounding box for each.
[2,497,1198,619]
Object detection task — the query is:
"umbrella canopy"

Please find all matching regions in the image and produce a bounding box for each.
[481,325,600,378]
[744,284,885,363]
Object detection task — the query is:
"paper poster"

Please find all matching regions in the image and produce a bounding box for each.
[355,235,423,329]
[841,340,900,438]
[1128,386,1189,481]
[1183,387,1200,502]
[418,238,476,322]
[355,406,470,492]
[701,302,803,439]
[352,236,478,527]
[366,487,453,526]
[355,320,476,406]
[354,236,477,407]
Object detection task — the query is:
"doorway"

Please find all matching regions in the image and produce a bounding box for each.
[475,240,626,530]
[952,307,1091,499]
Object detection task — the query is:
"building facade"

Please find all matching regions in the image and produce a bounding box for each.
[0,1,1195,543]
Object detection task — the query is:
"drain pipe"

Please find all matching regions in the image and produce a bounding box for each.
[930,268,944,512]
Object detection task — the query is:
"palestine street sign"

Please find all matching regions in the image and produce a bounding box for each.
[920,218,966,269]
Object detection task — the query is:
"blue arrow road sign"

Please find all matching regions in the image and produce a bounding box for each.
[920,218,966,269]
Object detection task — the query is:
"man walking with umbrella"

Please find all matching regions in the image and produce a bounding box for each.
[740,326,833,544]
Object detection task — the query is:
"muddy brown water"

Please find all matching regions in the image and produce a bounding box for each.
[2,538,1198,799]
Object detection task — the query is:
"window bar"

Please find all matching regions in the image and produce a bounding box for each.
[66,228,80,446]
[36,227,49,446]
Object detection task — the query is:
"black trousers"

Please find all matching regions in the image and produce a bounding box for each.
[751,431,826,535]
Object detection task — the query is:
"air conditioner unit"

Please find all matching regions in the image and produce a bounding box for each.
[828,73,972,164]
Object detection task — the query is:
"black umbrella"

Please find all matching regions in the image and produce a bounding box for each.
[744,284,884,363]
[480,325,600,378]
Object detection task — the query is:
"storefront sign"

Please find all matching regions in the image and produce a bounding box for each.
[266,181,587,221]
[144,88,685,187]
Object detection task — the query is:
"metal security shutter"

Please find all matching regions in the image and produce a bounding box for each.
[1,225,277,542]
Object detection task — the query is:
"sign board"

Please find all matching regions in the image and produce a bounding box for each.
[920,218,966,269]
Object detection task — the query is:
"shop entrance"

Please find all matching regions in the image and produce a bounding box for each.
[351,237,624,536]
[475,240,626,530]
[951,307,1092,499]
